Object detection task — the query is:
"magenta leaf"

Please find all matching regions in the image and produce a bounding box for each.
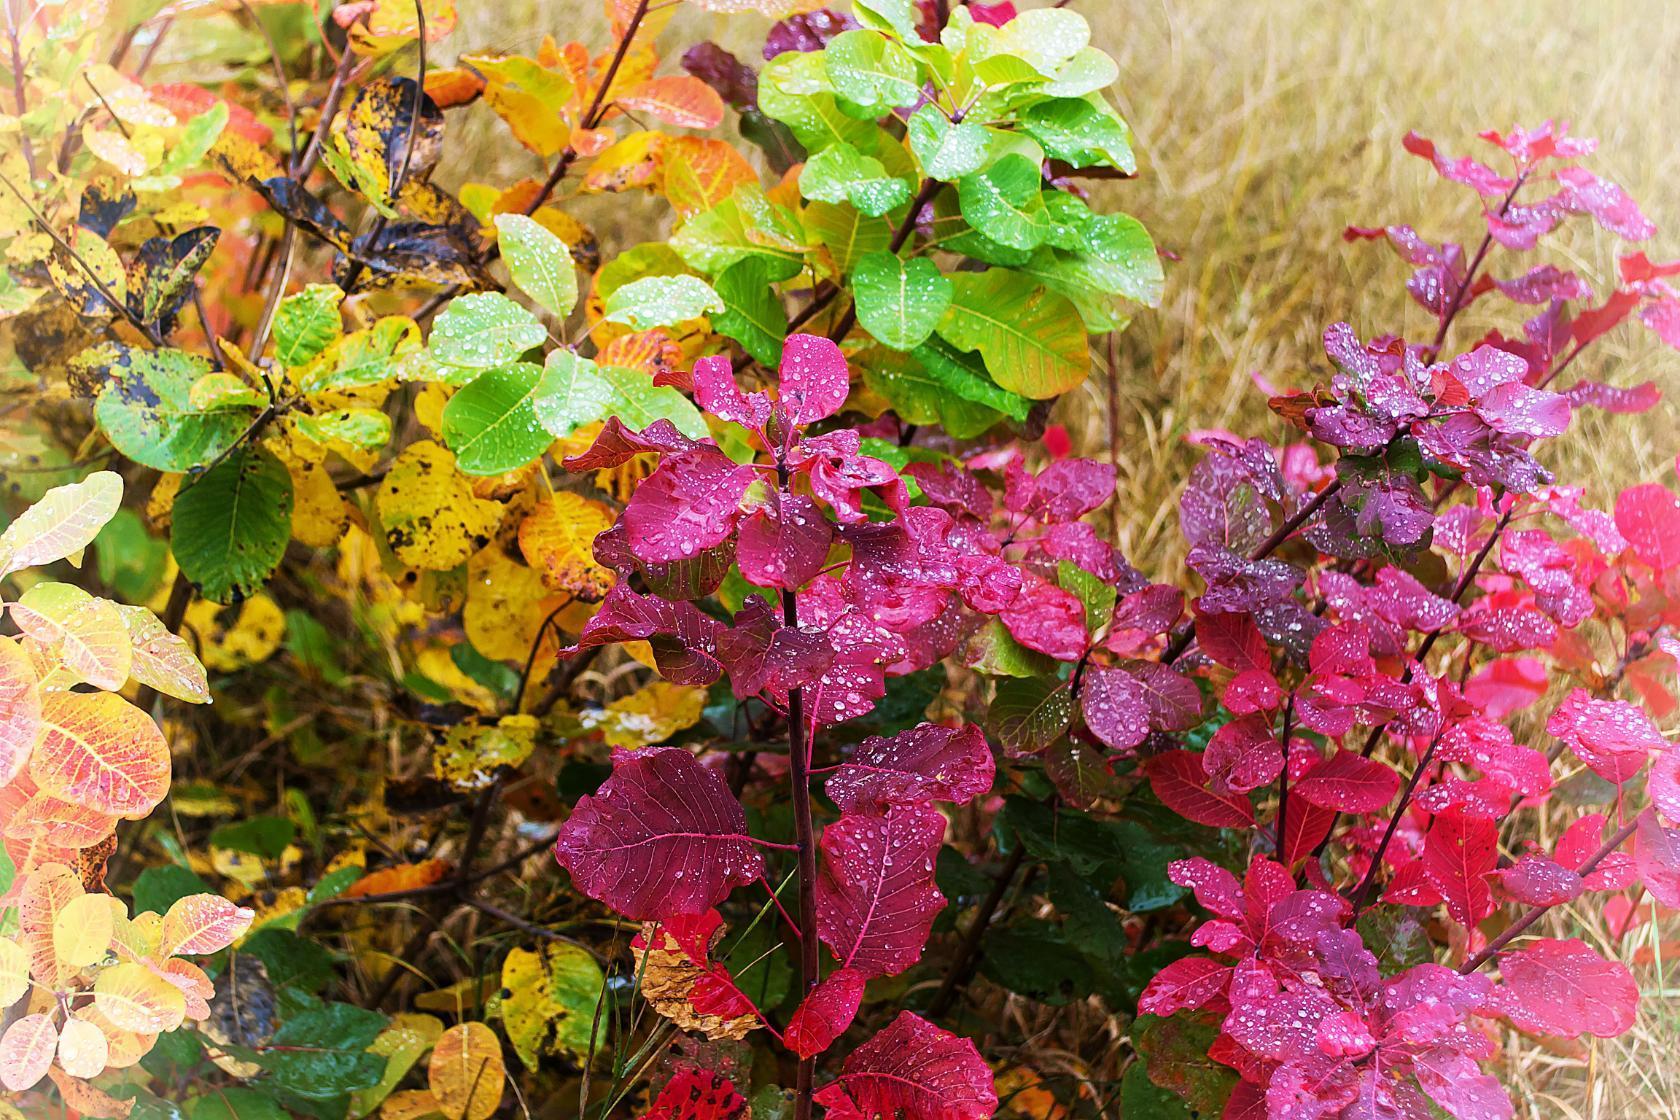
[1636,807,1680,908]
[1412,1049,1515,1120]
[1546,688,1664,784]
[785,967,866,1059]
[825,722,994,813]
[1614,482,1680,571]
[622,450,756,564]
[1291,750,1399,814]
[563,584,725,685]
[552,747,764,920]
[1494,854,1583,906]
[736,493,833,590]
[692,354,772,430]
[812,1011,997,1120]
[1554,166,1656,241]
[778,333,849,427]
[714,597,835,700]
[1565,379,1661,415]
[1402,131,1515,197]
[998,573,1088,661]
[815,803,946,977]
[1136,955,1230,1016]
[1491,938,1639,1039]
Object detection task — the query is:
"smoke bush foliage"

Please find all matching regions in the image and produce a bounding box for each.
[1,0,1678,1118]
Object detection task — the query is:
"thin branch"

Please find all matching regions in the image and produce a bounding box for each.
[4,0,38,178]
[925,844,1028,1019]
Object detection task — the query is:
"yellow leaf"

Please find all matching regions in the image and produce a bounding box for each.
[463,547,559,662]
[117,604,209,704]
[432,716,538,791]
[286,456,351,549]
[12,583,133,691]
[353,1013,444,1118]
[596,681,706,748]
[160,894,254,957]
[182,595,285,672]
[428,1023,503,1120]
[0,937,31,1006]
[517,492,615,599]
[28,691,170,819]
[21,863,84,985]
[581,130,664,194]
[93,962,187,1033]
[83,126,149,176]
[53,892,114,968]
[382,1089,445,1120]
[498,942,603,1070]
[0,470,122,577]
[343,859,454,899]
[376,441,504,571]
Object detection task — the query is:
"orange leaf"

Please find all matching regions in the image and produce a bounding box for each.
[343,858,455,899]
[582,130,664,194]
[518,493,616,599]
[20,863,83,984]
[617,76,724,130]
[28,691,170,819]
[425,68,486,108]
[429,1022,504,1120]
[0,1013,56,1092]
[2,780,118,847]
[662,137,757,220]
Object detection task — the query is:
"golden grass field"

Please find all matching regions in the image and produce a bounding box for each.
[445,1,1680,1114]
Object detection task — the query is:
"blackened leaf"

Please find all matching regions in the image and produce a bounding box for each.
[128,227,219,331]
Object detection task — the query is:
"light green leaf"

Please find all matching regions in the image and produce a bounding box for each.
[157,102,229,178]
[803,201,891,276]
[170,444,293,605]
[88,345,259,472]
[292,408,393,451]
[799,143,912,218]
[532,351,618,440]
[601,275,723,331]
[907,106,989,181]
[1021,96,1136,174]
[431,292,546,369]
[597,364,708,440]
[824,30,921,115]
[1043,47,1119,98]
[957,155,1050,250]
[274,284,345,369]
[937,269,1090,398]
[494,213,578,319]
[441,363,554,475]
[852,251,951,350]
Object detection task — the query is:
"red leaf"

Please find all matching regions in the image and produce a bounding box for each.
[1492,938,1639,1038]
[785,968,866,1058]
[815,804,945,978]
[1136,955,1230,1016]
[1196,610,1269,673]
[999,574,1088,661]
[643,1070,747,1120]
[1421,809,1497,926]
[1494,854,1583,906]
[552,747,764,920]
[1202,715,1282,795]
[1464,657,1548,717]
[812,1011,997,1120]
[825,723,994,813]
[1546,688,1664,784]
[1145,751,1254,828]
[1636,808,1680,909]
[1278,799,1336,867]
[1412,1049,1515,1120]
[1291,750,1400,813]
[736,493,833,591]
[622,450,755,564]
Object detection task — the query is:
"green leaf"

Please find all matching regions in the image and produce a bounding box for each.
[957,155,1050,250]
[979,921,1093,1005]
[803,201,890,276]
[531,351,618,440]
[494,213,578,318]
[245,928,337,994]
[937,269,1090,398]
[990,675,1072,753]
[88,345,259,471]
[441,362,553,475]
[1021,96,1136,173]
[965,617,1058,677]
[170,443,293,604]
[157,102,229,178]
[211,815,296,859]
[601,275,723,330]
[188,1089,289,1120]
[758,52,878,154]
[861,350,1003,440]
[431,291,546,369]
[853,251,952,350]
[824,30,921,114]
[909,336,1033,420]
[798,143,912,218]
[1047,860,1128,964]
[259,1001,387,1099]
[984,7,1091,77]
[500,942,605,1069]
[1133,1014,1238,1116]
[671,187,807,276]
[133,865,212,915]
[274,284,345,368]
[1057,560,1117,632]
[292,408,392,451]
[1119,1063,1194,1119]
[597,363,709,439]
[907,106,989,180]
[713,258,788,367]
[297,317,421,395]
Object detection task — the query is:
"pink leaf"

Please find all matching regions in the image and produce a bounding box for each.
[1636,808,1680,908]
[561,416,699,471]
[1464,657,1548,717]
[825,723,994,813]
[1494,855,1583,906]
[1291,751,1400,814]
[563,584,725,686]
[622,451,755,564]
[812,1011,997,1120]
[1412,1049,1514,1120]
[815,804,946,978]
[1615,483,1680,571]
[736,493,832,590]
[1492,938,1639,1038]
[785,968,866,1059]
[1168,857,1245,920]
[713,597,834,700]
[998,574,1087,661]
[0,1014,55,1092]
[1546,688,1665,784]
[552,747,764,920]
[1078,665,1150,753]
[778,334,849,427]
[692,355,772,430]
[1137,955,1230,1016]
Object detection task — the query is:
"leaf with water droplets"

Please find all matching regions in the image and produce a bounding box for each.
[552,746,764,920]
[785,967,866,1059]
[0,471,123,578]
[826,722,994,812]
[430,292,546,369]
[622,450,755,565]
[1489,938,1638,1039]
[812,1011,997,1120]
[778,333,850,426]
[815,803,946,978]
[853,252,953,351]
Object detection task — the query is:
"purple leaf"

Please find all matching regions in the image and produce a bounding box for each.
[562,417,700,470]
[563,584,725,685]
[763,9,856,59]
[1078,665,1150,753]
[825,722,994,813]
[552,747,763,920]
[714,597,835,700]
